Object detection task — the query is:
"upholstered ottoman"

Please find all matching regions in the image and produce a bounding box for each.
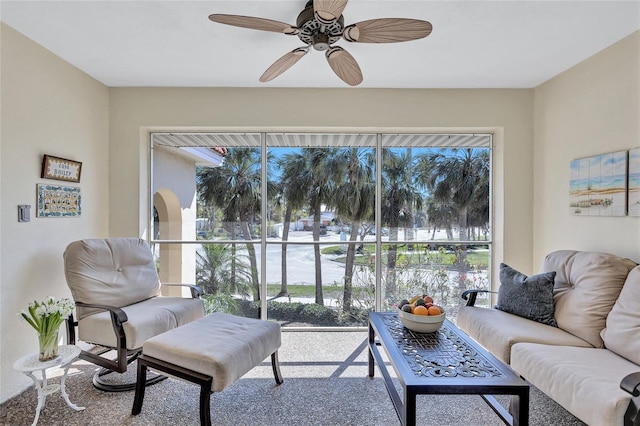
[132,313,283,425]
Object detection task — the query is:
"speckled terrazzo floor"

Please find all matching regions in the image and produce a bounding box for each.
[1,331,585,426]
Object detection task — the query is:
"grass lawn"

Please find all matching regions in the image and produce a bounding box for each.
[266,283,373,299]
[321,244,489,269]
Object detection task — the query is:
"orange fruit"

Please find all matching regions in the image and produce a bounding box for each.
[413,305,429,316]
[427,305,441,316]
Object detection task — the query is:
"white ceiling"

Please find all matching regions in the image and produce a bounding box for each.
[1,1,639,89]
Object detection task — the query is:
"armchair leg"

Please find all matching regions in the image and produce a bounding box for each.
[93,367,166,392]
[271,351,283,385]
[85,348,166,392]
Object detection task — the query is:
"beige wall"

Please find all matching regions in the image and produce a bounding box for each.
[533,31,640,266]
[0,24,110,400]
[109,88,535,277]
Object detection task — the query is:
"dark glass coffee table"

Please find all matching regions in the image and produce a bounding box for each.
[368,312,529,426]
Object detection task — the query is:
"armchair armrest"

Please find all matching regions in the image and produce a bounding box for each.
[75,301,128,325]
[68,301,131,373]
[161,283,203,298]
[461,289,495,307]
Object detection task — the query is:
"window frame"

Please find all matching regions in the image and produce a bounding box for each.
[149,131,493,326]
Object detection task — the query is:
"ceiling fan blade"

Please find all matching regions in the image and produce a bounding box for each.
[313,0,349,24]
[325,46,362,86]
[259,48,309,82]
[343,18,432,43]
[209,14,298,35]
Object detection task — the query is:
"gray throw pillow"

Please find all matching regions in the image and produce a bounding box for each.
[495,263,558,327]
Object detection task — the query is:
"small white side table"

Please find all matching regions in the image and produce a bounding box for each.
[13,344,85,426]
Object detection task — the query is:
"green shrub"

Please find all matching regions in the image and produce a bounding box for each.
[267,301,304,319]
[298,303,337,324]
[203,294,239,315]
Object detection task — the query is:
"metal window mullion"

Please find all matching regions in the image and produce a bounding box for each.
[149,135,155,246]
[489,134,495,302]
[375,133,382,312]
[261,133,268,320]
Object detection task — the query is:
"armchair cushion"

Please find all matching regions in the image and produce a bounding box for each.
[78,296,204,349]
[64,238,161,320]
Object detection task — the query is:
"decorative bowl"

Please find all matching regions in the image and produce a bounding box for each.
[397,308,446,333]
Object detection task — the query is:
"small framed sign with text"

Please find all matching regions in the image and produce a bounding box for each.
[41,155,82,183]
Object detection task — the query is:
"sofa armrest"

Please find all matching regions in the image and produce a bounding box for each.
[622,372,640,426]
[461,289,495,306]
[622,372,640,397]
[161,283,203,298]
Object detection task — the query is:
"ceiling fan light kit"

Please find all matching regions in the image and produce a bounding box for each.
[209,0,432,86]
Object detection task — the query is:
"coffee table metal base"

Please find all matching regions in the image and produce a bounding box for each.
[368,313,529,426]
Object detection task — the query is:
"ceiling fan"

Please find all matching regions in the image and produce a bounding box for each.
[209,0,433,86]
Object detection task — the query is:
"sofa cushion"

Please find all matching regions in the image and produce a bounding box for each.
[511,343,638,426]
[601,265,640,364]
[542,250,637,348]
[78,296,204,349]
[457,306,592,364]
[494,263,557,326]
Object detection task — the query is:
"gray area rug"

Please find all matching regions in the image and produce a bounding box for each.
[1,332,585,425]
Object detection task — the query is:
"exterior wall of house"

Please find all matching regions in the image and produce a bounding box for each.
[152,147,198,294]
[533,31,640,266]
[0,24,110,401]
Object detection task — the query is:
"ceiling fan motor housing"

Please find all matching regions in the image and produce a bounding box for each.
[296,3,344,49]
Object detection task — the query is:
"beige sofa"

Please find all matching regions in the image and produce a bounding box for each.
[457,250,640,426]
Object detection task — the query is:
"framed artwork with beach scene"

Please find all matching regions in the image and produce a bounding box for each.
[569,151,627,216]
[629,148,640,217]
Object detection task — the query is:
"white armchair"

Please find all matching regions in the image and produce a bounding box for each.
[63,238,205,391]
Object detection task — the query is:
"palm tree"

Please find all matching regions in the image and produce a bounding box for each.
[198,148,262,300]
[417,148,490,292]
[467,150,491,240]
[196,243,251,297]
[380,149,424,298]
[307,148,343,305]
[425,199,457,240]
[276,153,310,297]
[418,148,489,241]
[328,148,375,311]
[278,148,341,305]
